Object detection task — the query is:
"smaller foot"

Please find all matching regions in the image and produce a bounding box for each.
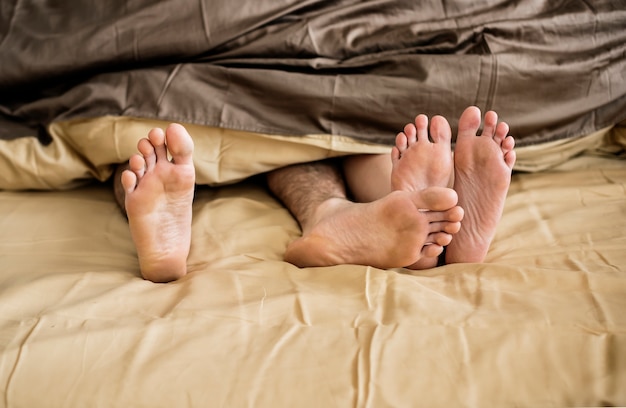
[284,187,463,269]
[121,124,195,282]
[446,106,516,264]
[391,114,456,269]
[391,114,453,191]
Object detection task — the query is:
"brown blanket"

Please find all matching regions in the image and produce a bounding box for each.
[1,0,625,148]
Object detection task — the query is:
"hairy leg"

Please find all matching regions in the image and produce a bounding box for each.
[446,106,516,264]
[342,114,456,269]
[267,160,462,269]
[115,124,195,283]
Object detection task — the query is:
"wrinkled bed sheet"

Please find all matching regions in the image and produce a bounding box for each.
[2,1,626,405]
[1,121,625,407]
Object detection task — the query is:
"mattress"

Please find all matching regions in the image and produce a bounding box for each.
[1,119,625,407]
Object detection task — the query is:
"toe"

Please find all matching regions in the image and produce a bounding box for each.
[147,128,168,163]
[428,232,453,247]
[395,132,409,153]
[403,123,417,145]
[421,243,444,258]
[128,154,146,179]
[428,220,462,235]
[137,138,156,170]
[481,110,498,138]
[502,134,515,153]
[415,114,429,143]
[165,123,194,165]
[391,146,401,166]
[443,221,461,234]
[445,205,464,223]
[504,149,517,169]
[457,106,482,141]
[413,186,458,212]
[121,169,138,194]
[494,121,509,145]
[430,115,452,145]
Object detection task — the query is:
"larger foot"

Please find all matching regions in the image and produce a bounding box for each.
[284,187,463,269]
[446,106,516,263]
[121,124,195,282]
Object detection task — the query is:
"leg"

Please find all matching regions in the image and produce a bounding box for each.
[267,160,463,269]
[114,123,196,283]
[267,160,347,237]
[446,106,516,263]
[342,154,392,203]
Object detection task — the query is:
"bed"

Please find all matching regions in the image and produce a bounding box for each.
[1,1,626,407]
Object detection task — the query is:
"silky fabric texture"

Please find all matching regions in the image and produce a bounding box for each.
[0,116,621,191]
[0,154,625,407]
[0,116,389,190]
[1,0,625,147]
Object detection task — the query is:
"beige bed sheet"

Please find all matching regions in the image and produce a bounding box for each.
[1,120,625,407]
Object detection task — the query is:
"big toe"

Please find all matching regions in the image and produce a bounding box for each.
[457,106,482,140]
[165,123,195,165]
[413,186,458,211]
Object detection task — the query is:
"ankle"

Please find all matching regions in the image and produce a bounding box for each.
[301,196,351,235]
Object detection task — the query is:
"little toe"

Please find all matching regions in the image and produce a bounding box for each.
[415,114,429,143]
[504,149,517,169]
[457,106,482,140]
[430,115,452,145]
[147,128,168,162]
[502,135,515,153]
[391,146,401,166]
[480,110,498,138]
[121,169,138,194]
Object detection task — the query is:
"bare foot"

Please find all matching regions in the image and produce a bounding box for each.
[284,187,463,269]
[121,124,195,282]
[446,106,516,264]
[391,114,453,191]
[390,113,456,270]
